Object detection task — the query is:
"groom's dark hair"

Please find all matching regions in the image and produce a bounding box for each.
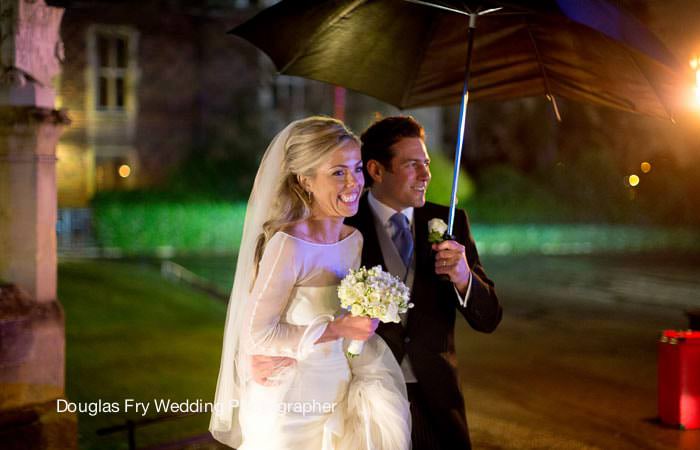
[360,115,425,187]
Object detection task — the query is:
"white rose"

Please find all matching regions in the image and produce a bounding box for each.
[428,218,448,235]
[387,302,399,321]
[353,282,366,295]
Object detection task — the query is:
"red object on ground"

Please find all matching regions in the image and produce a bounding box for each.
[658,330,700,430]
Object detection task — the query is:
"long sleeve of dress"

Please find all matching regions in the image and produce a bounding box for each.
[243,233,332,359]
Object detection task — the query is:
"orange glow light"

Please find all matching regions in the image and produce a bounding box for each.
[118,164,131,178]
[641,162,651,173]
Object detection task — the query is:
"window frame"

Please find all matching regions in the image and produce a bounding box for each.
[86,25,139,114]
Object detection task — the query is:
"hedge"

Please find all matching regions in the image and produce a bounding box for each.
[93,202,246,255]
[91,201,700,256]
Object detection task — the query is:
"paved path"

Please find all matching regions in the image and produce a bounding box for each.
[459,254,700,449]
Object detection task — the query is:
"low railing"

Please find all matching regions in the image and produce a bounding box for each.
[160,260,228,301]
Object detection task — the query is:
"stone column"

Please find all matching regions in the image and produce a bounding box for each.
[0,108,66,302]
[0,1,76,448]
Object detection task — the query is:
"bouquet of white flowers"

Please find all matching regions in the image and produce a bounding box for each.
[337,265,413,357]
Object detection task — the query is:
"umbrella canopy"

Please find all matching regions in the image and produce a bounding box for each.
[231,0,682,120]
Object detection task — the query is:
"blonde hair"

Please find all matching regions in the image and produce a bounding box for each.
[253,116,359,277]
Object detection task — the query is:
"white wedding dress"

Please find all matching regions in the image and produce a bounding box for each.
[236,230,410,450]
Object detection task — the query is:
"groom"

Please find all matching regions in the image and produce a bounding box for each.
[345,115,502,449]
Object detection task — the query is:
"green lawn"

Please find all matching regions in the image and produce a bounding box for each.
[58,260,227,449]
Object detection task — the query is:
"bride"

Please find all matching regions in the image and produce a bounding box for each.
[209,117,410,449]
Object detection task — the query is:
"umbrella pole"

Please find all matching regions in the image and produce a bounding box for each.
[446,13,477,236]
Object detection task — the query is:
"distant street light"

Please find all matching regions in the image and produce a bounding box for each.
[118,164,131,178]
[641,162,652,173]
[628,174,640,187]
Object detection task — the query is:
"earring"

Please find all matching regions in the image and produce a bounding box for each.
[305,190,313,202]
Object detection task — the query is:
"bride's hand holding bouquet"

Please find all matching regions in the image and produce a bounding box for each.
[338,265,413,357]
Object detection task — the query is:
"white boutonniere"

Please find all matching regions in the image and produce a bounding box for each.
[428,218,448,244]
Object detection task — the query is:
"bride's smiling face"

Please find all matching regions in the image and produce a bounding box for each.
[302,142,364,218]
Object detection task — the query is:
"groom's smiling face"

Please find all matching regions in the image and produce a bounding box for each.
[369,137,431,211]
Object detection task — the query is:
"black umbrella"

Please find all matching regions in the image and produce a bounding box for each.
[230,0,682,235]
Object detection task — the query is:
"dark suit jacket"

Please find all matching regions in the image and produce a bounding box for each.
[345,194,502,447]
